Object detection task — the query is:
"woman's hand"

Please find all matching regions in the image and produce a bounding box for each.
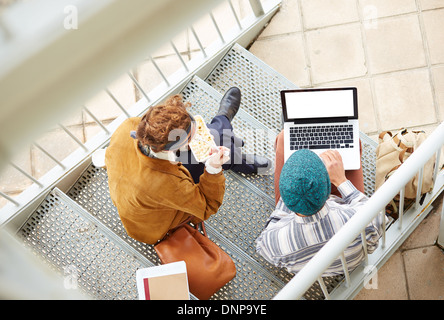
[207,146,230,169]
[319,150,347,187]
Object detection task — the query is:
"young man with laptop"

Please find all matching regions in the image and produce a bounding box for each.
[256,87,384,275]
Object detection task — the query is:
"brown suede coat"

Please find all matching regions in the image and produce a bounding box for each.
[105,118,225,244]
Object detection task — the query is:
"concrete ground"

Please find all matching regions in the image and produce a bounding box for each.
[248,0,444,300]
[0,0,443,300]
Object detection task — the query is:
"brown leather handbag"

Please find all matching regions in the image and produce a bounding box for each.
[154,222,236,300]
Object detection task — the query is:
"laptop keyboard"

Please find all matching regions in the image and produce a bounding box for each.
[289,124,354,151]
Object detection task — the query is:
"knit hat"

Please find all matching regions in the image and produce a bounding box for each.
[279,149,331,215]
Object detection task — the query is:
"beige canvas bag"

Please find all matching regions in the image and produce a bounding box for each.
[375,128,435,200]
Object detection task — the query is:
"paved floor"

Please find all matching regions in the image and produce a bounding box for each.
[248,0,444,300]
[0,0,443,300]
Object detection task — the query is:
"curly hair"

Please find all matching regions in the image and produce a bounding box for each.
[136,95,191,152]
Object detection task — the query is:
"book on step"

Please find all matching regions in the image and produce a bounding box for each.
[136,261,190,300]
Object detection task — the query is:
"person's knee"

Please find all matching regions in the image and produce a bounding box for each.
[275,130,284,151]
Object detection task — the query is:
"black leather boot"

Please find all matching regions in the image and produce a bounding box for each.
[216,87,241,123]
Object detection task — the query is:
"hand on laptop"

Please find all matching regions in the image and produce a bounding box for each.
[320,150,347,187]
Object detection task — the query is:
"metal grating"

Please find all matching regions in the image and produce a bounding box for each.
[18,189,154,300]
[206,43,298,133]
[68,166,162,265]
[360,133,378,197]
[207,172,289,279]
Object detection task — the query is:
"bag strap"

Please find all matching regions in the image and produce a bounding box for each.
[389,129,409,150]
[380,130,409,152]
[384,129,411,153]
[160,218,209,242]
[158,216,193,242]
[395,129,425,150]
[385,146,416,179]
[200,222,207,237]
[192,221,208,237]
[384,146,410,181]
[393,135,408,150]
[378,131,392,142]
[385,164,401,181]
[398,148,413,163]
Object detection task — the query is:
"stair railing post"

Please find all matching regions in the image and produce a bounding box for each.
[249,0,264,17]
[438,199,444,249]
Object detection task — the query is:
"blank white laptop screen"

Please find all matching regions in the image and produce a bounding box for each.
[281,87,360,169]
[284,89,355,120]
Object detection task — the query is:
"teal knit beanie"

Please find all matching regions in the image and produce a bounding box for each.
[279,149,331,215]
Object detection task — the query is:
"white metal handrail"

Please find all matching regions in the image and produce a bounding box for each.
[274,121,444,300]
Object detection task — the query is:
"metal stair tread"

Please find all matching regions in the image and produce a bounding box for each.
[17,188,156,300]
[205,43,298,134]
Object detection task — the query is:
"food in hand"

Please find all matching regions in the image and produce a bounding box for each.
[189,115,217,162]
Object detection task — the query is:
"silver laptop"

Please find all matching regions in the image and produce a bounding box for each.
[281,87,360,170]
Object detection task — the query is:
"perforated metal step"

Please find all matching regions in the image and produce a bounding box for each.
[206,43,298,134]
[18,188,155,300]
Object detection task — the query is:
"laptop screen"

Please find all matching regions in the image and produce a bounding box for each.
[281,87,357,122]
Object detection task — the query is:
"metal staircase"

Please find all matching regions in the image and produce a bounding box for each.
[16,44,378,300]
